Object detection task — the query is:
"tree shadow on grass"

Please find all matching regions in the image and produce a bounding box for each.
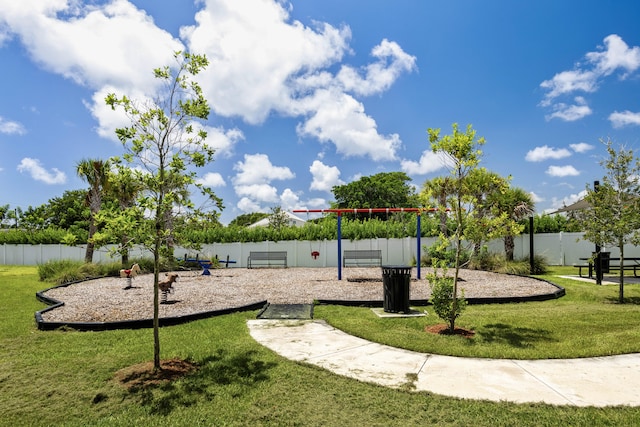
[477,323,558,348]
[604,296,640,305]
[130,349,277,416]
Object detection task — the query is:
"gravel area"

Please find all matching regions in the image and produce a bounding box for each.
[39,267,559,323]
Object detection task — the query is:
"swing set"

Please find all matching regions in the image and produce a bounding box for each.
[293,208,440,280]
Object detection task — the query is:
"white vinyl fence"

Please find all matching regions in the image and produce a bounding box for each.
[3,233,640,267]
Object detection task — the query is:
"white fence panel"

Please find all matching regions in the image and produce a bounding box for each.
[4,233,640,266]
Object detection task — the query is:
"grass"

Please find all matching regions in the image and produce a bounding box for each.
[1,265,640,426]
[316,268,640,359]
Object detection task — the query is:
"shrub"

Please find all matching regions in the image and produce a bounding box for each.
[427,267,467,330]
[422,242,470,268]
[37,258,157,285]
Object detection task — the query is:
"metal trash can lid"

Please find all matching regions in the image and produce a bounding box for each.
[381,265,412,274]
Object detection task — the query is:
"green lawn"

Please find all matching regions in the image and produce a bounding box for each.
[2,265,640,426]
[317,269,640,359]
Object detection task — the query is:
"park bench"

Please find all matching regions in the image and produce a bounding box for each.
[247,251,288,268]
[343,249,382,267]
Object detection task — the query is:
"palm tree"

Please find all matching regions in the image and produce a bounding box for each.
[421,176,454,237]
[76,159,110,263]
[494,187,535,261]
[107,167,142,264]
[465,169,509,257]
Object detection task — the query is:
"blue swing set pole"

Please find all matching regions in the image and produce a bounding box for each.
[417,211,421,280]
[293,207,436,280]
[337,212,342,280]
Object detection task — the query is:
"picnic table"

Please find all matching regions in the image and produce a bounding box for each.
[575,256,640,279]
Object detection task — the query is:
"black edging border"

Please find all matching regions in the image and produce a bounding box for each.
[35,275,564,331]
[35,278,267,331]
[317,275,566,307]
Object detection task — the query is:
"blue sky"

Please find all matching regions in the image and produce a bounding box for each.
[1,0,640,225]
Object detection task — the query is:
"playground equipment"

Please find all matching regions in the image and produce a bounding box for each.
[119,263,141,289]
[293,208,439,280]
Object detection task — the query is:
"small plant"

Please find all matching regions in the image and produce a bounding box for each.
[427,264,467,332]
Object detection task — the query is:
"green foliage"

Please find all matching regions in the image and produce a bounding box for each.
[332,171,418,220]
[468,245,502,271]
[37,259,108,284]
[0,228,74,244]
[37,258,157,284]
[523,213,583,233]
[267,206,289,230]
[578,139,640,302]
[427,268,467,328]
[426,123,485,331]
[422,242,469,267]
[228,212,269,227]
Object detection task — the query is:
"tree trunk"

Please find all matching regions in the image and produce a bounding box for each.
[84,218,96,263]
[153,217,162,371]
[504,235,515,261]
[619,242,625,303]
[120,235,129,265]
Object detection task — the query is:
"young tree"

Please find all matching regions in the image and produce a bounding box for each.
[579,139,640,303]
[426,123,485,332]
[268,206,289,230]
[76,159,110,263]
[104,51,223,370]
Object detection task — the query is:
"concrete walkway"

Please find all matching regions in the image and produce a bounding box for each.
[248,319,640,407]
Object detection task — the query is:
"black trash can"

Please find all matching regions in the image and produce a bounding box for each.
[381,265,411,313]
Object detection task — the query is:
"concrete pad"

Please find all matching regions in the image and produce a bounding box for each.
[247,319,640,407]
[370,307,427,318]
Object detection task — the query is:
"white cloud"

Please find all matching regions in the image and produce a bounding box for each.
[196,172,225,187]
[236,196,262,213]
[17,158,66,184]
[232,153,295,209]
[309,160,343,192]
[336,39,417,96]
[545,97,592,122]
[182,0,350,124]
[204,126,244,158]
[280,188,300,211]
[586,34,640,77]
[235,183,279,203]
[296,89,401,161]
[609,110,640,128]
[3,0,414,165]
[540,70,597,106]
[530,192,544,204]
[182,1,414,161]
[0,1,182,92]
[569,142,595,153]
[550,189,588,212]
[546,165,580,177]
[401,150,450,174]
[232,153,294,186]
[525,145,571,162]
[540,34,640,121]
[0,116,26,135]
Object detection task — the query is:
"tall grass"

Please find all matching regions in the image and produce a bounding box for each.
[2,266,640,426]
